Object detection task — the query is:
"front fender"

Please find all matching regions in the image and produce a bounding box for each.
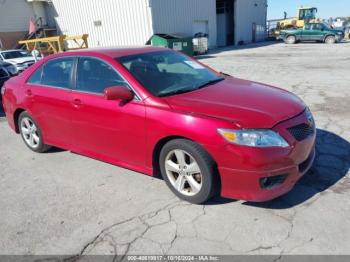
[323,34,336,41]
[144,105,235,169]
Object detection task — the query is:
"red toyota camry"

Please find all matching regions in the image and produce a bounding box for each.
[1,47,316,204]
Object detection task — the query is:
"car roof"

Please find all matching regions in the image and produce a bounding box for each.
[66,46,168,58]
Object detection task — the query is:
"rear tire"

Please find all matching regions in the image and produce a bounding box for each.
[159,139,219,204]
[285,35,296,44]
[325,35,336,44]
[18,111,51,153]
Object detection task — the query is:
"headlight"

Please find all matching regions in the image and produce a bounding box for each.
[5,64,18,75]
[218,129,289,148]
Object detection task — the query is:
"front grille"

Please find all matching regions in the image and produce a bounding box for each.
[287,123,315,141]
[0,68,9,78]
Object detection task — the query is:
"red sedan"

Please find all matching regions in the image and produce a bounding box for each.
[1,47,316,204]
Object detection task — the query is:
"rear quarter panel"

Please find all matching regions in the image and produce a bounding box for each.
[281,30,301,40]
[2,76,27,131]
[2,58,51,132]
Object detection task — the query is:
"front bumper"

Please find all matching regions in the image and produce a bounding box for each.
[15,62,35,72]
[207,111,316,202]
[218,147,315,202]
[336,35,344,42]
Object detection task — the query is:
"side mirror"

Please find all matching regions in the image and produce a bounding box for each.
[104,86,134,101]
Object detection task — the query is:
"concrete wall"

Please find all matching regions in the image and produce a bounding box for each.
[234,0,267,45]
[150,0,217,48]
[0,0,47,49]
[49,0,153,47]
[0,0,35,33]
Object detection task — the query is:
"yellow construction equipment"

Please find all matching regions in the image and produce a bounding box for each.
[18,34,89,56]
[271,7,321,38]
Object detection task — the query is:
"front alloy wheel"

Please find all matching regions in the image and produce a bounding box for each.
[165,149,203,196]
[160,139,219,204]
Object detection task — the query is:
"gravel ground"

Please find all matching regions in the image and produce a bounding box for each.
[0,41,349,258]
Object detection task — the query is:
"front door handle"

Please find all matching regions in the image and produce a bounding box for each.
[72,98,82,108]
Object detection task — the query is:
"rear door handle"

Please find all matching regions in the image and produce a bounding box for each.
[25,89,32,97]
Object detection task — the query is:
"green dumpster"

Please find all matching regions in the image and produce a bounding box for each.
[146,34,194,56]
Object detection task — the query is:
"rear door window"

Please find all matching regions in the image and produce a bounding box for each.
[304,24,311,30]
[41,58,74,88]
[27,66,43,84]
[311,24,323,31]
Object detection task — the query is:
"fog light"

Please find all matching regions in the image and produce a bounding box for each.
[260,174,288,190]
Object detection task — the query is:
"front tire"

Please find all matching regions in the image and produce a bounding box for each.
[325,35,336,44]
[18,112,51,153]
[159,139,219,204]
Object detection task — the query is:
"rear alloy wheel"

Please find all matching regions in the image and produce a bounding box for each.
[159,139,219,204]
[325,36,336,44]
[285,35,296,44]
[19,112,51,153]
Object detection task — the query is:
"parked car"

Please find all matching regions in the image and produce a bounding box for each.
[0,49,39,72]
[281,22,345,44]
[1,47,316,204]
[0,61,17,102]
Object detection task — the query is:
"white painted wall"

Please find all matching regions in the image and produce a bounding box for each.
[44,0,267,48]
[49,0,153,47]
[234,0,267,45]
[150,0,217,48]
[0,0,38,32]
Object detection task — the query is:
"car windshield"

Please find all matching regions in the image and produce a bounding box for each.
[322,23,331,30]
[1,50,32,59]
[117,51,224,97]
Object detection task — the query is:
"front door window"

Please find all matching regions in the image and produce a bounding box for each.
[76,57,128,94]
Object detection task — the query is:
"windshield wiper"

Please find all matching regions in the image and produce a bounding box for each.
[158,88,196,97]
[194,78,225,90]
[158,78,225,97]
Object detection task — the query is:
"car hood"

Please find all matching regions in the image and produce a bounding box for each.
[0,61,12,67]
[164,77,305,128]
[5,57,36,65]
[333,29,345,34]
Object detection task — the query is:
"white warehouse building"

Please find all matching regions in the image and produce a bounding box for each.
[1,0,268,50]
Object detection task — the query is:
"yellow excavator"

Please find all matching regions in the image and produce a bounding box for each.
[273,7,321,38]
